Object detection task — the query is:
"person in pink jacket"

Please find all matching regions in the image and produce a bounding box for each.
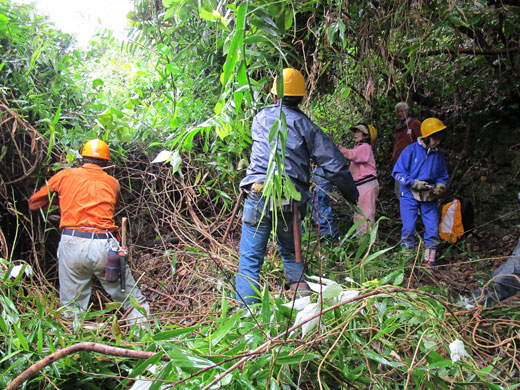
[338,124,379,234]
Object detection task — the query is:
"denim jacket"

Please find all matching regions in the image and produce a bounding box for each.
[240,104,358,203]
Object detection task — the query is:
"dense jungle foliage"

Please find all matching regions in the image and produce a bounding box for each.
[1,0,520,388]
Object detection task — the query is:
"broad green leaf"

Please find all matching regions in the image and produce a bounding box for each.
[362,247,394,265]
[125,353,163,382]
[221,2,246,86]
[448,15,469,28]
[364,350,403,368]
[162,0,180,8]
[261,282,271,324]
[268,119,280,144]
[166,348,215,370]
[105,302,122,310]
[210,311,240,346]
[52,105,61,124]
[13,323,29,350]
[370,323,401,342]
[250,18,279,37]
[236,60,248,87]
[322,283,342,299]
[129,295,147,316]
[37,324,43,354]
[282,177,301,201]
[216,122,232,139]
[244,34,275,46]
[152,325,200,341]
[199,8,219,21]
[328,22,338,45]
[150,362,173,390]
[92,78,104,88]
[169,149,182,173]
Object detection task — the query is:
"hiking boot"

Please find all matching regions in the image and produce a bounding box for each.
[424,248,437,269]
[289,282,311,298]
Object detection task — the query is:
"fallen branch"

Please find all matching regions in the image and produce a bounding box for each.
[6,342,169,390]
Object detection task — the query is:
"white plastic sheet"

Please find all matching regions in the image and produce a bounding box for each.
[9,264,33,279]
[449,339,469,362]
[152,150,176,163]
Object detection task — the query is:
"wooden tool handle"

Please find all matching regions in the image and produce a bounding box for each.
[292,202,302,263]
[121,217,127,247]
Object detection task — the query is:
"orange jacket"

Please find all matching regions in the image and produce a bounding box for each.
[29,163,120,232]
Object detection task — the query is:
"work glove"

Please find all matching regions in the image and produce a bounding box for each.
[411,180,431,191]
[432,183,447,196]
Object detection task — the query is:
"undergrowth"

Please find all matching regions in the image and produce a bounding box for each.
[1,219,519,389]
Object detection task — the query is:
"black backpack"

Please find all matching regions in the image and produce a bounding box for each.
[459,197,475,234]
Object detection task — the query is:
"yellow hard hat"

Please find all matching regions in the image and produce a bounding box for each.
[421,118,446,138]
[270,68,306,97]
[368,124,378,143]
[350,124,378,143]
[81,139,111,160]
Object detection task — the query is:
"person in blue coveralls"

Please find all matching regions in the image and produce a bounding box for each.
[392,118,449,268]
[235,68,359,305]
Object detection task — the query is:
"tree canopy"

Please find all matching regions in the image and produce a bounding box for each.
[1,0,520,388]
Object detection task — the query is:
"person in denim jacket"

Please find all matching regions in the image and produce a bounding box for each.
[236,69,358,305]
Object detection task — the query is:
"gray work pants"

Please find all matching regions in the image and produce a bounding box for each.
[57,234,149,322]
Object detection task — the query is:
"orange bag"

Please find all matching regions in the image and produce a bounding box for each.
[439,199,465,243]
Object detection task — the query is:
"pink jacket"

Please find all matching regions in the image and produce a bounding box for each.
[338,143,377,182]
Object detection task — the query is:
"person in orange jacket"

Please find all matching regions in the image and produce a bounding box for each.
[29,139,149,325]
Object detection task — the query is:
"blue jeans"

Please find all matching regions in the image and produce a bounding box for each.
[399,194,439,249]
[310,167,339,239]
[236,192,306,305]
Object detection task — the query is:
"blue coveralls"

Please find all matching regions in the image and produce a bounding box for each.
[236,103,359,305]
[392,140,448,249]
